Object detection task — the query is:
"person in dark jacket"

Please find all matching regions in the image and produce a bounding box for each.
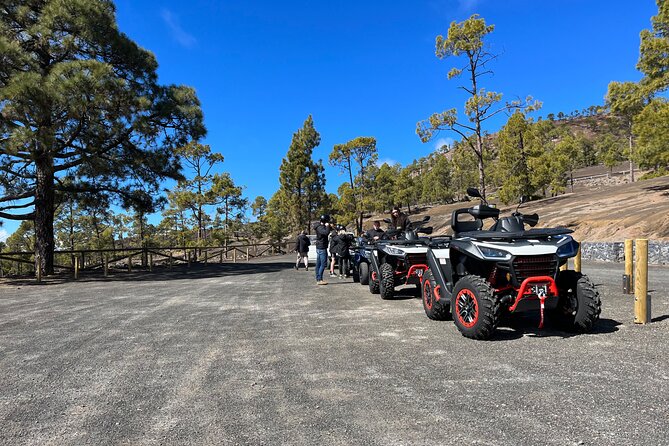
[294,230,310,271]
[390,206,410,231]
[364,220,385,242]
[313,214,332,285]
[332,229,355,278]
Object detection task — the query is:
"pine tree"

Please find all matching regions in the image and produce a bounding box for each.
[0,1,205,274]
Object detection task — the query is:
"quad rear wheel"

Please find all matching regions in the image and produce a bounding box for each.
[451,275,500,340]
[549,270,601,332]
[422,269,450,320]
[368,266,380,294]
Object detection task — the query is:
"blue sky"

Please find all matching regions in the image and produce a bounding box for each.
[0,0,658,240]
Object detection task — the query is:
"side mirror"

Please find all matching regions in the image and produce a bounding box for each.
[523,213,539,227]
[520,195,529,204]
[422,215,431,223]
[383,218,391,224]
[466,187,481,198]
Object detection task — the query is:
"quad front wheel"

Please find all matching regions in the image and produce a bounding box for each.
[422,269,450,320]
[451,275,500,340]
[549,270,601,332]
[359,261,369,285]
[379,262,395,300]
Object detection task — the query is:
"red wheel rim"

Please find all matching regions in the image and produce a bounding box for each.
[423,280,433,310]
[455,289,479,328]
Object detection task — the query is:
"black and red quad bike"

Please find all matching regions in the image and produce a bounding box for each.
[421,188,601,340]
[368,216,433,299]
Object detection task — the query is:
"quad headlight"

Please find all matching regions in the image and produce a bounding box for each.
[478,246,511,259]
[383,246,405,256]
[557,238,580,258]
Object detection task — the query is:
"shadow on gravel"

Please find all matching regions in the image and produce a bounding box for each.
[652,314,669,323]
[491,315,622,341]
[0,261,296,286]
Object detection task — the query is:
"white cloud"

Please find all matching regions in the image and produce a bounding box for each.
[376,158,400,167]
[161,9,197,48]
[434,137,454,151]
[458,0,481,13]
[0,229,8,243]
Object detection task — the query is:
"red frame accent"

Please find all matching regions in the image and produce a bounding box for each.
[406,264,428,284]
[423,279,433,310]
[455,288,479,328]
[371,271,378,281]
[508,276,558,312]
[434,285,442,302]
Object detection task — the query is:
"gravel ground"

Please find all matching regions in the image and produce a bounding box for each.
[0,258,667,446]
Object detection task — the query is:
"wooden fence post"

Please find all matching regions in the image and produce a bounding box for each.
[624,239,633,294]
[104,254,109,277]
[246,247,249,262]
[220,251,223,264]
[149,253,153,272]
[128,254,133,273]
[634,239,650,324]
[187,249,191,268]
[169,251,173,269]
[204,250,208,264]
[74,256,79,280]
[233,248,237,263]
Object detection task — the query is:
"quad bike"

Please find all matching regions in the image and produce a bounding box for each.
[351,237,373,285]
[368,216,434,299]
[421,188,601,340]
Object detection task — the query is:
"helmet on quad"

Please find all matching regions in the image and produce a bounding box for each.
[320,214,331,223]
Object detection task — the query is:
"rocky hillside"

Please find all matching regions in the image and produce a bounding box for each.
[371,175,669,243]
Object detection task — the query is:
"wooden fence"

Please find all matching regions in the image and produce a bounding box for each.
[0,242,289,279]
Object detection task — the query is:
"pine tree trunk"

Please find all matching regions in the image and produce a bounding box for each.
[34,156,55,276]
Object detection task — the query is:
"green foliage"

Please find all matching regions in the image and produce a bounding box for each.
[637,0,669,94]
[416,14,540,199]
[0,0,205,273]
[329,136,378,233]
[495,112,540,204]
[278,116,327,233]
[634,99,669,170]
[420,154,454,204]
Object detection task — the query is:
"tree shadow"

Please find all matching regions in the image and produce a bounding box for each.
[0,261,296,286]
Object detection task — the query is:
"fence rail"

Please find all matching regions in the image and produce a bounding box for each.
[0,243,289,279]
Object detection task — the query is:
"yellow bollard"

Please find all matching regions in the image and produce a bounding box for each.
[574,246,581,273]
[624,239,634,294]
[74,256,79,280]
[634,239,649,324]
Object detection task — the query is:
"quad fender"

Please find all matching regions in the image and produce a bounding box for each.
[369,249,381,276]
[426,250,453,302]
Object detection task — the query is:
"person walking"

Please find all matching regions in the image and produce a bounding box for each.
[294,230,310,271]
[314,214,332,285]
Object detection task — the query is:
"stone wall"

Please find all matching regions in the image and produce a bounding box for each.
[581,241,669,265]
